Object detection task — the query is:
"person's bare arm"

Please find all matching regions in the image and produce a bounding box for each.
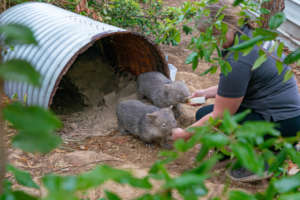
[191,85,218,99]
[172,95,244,140]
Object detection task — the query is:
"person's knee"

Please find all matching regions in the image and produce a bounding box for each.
[195,105,214,120]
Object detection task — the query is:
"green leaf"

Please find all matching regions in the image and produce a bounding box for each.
[149,160,171,181]
[192,55,199,71]
[0,191,38,200]
[229,190,256,200]
[196,144,209,162]
[2,180,13,196]
[283,48,300,65]
[233,109,251,123]
[178,184,207,200]
[3,102,62,153]
[236,121,279,142]
[269,12,286,30]
[164,174,207,189]
[174,139,188,152]
[252,54,267,70]
[284,144,300,167]
[76,165,152,190]
[7,165,39,189]
[273,173,300,193]
[105,191,121,200]
[0,24,37,45]
[253,28,278,39]
[260,8,270,15]
[231,142,264,175]
[42,174,78,200]
[42,174,77,192]
[12,129,62,153]
[227,35,268,51]
[187,154,219,174]
[233,0,244,6]
[234,52,239,61]
[276,61,284,74]
[185,52,198,64]
[220,60,232,76]
[242,46,254,56]
[268,150,287,172]
[183,25,192,35]
[201,133,229,148]
[200,65,218,76]
[220,110,237,134]
[283,69,293,82]
[277,42,284,58]
[0,59,41,86]
[3,102,62,133]
[159,150,178,161]
[279,192,300,200]
[240,35,250,41]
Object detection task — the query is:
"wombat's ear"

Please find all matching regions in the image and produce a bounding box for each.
[164,84,172,90]
[146,112,158,121]
[162,107,174,115]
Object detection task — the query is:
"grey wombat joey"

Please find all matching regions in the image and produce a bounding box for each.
[137,71,190,107]
[116,100,177,147]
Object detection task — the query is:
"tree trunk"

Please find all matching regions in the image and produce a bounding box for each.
[261,0,285,28]
[0,79,5,195]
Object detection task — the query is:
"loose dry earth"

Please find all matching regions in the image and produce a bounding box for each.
[3,0,300,199]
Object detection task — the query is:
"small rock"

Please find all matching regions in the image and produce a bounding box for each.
[70,123,77,130]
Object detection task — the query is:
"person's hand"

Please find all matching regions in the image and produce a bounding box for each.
[187,90,206,106]
[172,128,191,141]
[190,90,206,98]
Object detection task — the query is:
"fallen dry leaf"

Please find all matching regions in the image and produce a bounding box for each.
[287,160,300,175]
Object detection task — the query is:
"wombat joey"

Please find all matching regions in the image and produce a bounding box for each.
[116,100,177,148]
[137,71,190,108]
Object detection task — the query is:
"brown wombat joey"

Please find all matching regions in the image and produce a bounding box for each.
[116,100,177,147]
[137,72,190,108]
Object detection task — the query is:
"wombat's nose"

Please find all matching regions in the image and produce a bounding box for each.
[183,97,189,103]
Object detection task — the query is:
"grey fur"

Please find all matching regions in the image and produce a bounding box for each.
[116,100,177,147]
[137,72,190,107]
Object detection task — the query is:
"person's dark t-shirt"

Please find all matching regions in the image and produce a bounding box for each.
[217,25,300,121]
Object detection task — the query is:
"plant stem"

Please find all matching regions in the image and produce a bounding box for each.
[0,79,6,195]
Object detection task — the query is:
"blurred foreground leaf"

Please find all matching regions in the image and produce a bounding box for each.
[0,24,37,45]
[3,102,62,153]
[7,165,39,189]
[0,59,41,86]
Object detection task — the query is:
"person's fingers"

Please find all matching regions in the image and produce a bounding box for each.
[191,90,204,98]
[172,128,191,140]
[171,128,183,140]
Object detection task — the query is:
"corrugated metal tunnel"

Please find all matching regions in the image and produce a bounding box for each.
[0,2,169,108]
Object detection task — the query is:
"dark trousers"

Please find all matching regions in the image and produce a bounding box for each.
[196,105,300,137]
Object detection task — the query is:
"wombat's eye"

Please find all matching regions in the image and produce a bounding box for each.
[162,123,167,128]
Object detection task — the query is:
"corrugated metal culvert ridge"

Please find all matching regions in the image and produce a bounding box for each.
[0,2,169,108]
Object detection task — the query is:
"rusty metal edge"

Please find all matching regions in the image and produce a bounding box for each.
[48,31,169,108]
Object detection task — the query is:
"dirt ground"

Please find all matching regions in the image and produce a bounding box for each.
[3,0,300,199]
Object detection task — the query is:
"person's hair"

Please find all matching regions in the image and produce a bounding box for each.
[197,0,242,33]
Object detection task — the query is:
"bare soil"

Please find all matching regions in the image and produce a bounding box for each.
[3,0,300,199]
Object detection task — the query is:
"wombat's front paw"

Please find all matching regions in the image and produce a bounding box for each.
[118,127,129,135]
[160,140,174,150]
[145,143,155,149]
